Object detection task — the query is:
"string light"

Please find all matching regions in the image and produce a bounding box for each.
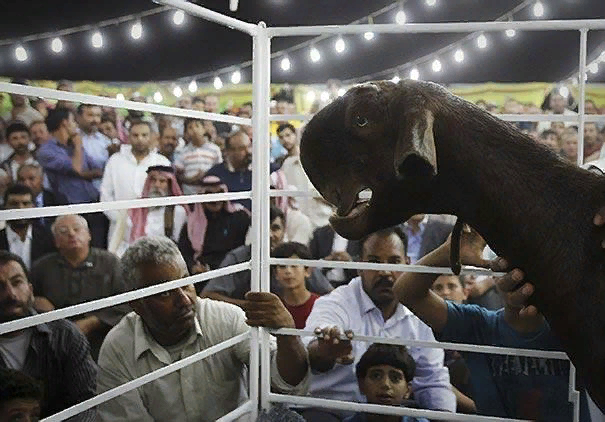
[280,57,291,71]
[532,1,544,18]
[409,68,420,80]
[391,75,401,83]
[173,86,183,98]
[588,62,599,74]
[476,34,488,49]
[131,21,143,40]
[310,47,321,63]
[364,31,375,41]
[454,49,464,63]
[559,86,569,98]
[338,88,347,96]
[306,91,316,102]
[91,31,103,49]
[395,10,407,25]
[505,29,516,38]
[231,70,241,84]
[15,45,27,62]
[320,91,330,102]
[335,37,346,54]
[50,37,63,53]
[431,59,442,73]
[425,0,437,6]
[188,80,197,93]
[213,76,223,90]
[173,10,185,26]
[116,93,125,101]
[153,91,163,103]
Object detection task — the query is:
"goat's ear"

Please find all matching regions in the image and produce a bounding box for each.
[394,109,438,179]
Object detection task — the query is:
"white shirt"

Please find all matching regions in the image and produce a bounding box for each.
[116,206,188,257]
[97,297,309,422]
[303,277,456,412]
[6,224,32,269]
[327,232,349,282]
[100,146,171,245]
[0,329,32,370]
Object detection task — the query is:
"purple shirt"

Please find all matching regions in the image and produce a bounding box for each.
[36,138,99,204]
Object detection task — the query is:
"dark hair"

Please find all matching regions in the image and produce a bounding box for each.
[129,119,152,131]
[277,123,296,136]
[100,112,116,126]
[183,118,203,135]
[360,226,408,257]
[0,368,43,408]
[191,96,204,105]
[77,103,101,115]
[270,205,285,226]
[242,101,252,107]
[17,163,43,179]
[540,129,558,139]
[0,250,31,284]
[45,107,72,132]
[4,183,33,207]
[272,242,312,260]
[5,121,30,139]
[356,343,416,383]
[29,120,46,129]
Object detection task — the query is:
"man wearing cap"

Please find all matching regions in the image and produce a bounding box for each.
[113,165,188,257]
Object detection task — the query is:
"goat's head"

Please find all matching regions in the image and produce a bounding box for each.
[300,80,439,240]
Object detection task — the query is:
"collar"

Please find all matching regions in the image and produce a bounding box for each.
[35,192,43,207]
[224,158,251,173]
[58,249,95,269]
[354,277,412,321]
[6,224,32,243]
[134,298,204,362]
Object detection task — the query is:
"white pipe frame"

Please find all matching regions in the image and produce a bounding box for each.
[0,6,594,421]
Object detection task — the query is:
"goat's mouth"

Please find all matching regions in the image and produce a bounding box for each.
[334,187,373,219]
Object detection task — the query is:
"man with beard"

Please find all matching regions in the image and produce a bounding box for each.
[0,122,37,183]
[0,250,97,421]
[1,79,43,127]
[300,227,455,422]
[100,120,171,250]
[17,163,67,229]
[97,236,310,421]
[114,166,188,257]
[77,104,112,190]
[0,185,55,270]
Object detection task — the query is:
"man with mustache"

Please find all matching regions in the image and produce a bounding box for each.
[0,184,55,270]
[0,250,97,421]
[77,104,111,191]
[301,227,455,421]
[0,121,37,183]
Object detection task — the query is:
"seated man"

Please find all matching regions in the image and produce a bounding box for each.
[201,205,333,304]
[0,184,56,270]
[273,242,320,329]
[309,224,361,287]
[178,174,250,273]
[302,227,455,422]
[0,251,97,421]
[30,214,128,360]
[0,368,43,422]
[17,163,68,228]
[97,236,310,421]
[394,228,590,421]
[114,165,188,257]
[344,343,429,422]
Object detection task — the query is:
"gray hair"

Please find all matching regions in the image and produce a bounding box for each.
[120,236,188,291]
[51,214,89,237]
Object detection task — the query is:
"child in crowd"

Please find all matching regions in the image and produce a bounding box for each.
[272,242,319,329]
[0,368,43,422]
[344,343,429,422]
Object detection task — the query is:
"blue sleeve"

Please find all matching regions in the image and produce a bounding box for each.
[437,301,499,345]
[37,145,74,174]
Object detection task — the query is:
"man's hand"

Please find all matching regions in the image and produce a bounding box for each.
[243,292,295,330]
[313,326,354,365]
[493,259,538,318]
[445,225,492,268]
[325,251,352,262]
[74,315,102,336]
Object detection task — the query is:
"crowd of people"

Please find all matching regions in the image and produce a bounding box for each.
[0,77,604,422]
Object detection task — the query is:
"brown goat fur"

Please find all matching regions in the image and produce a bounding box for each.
[299,79,605,412]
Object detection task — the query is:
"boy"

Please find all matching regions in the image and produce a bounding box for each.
[0,368,43,422]
[272,242,319,329]
[345,344,429,422]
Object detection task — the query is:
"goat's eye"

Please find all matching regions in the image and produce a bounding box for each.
[355,115,369,127]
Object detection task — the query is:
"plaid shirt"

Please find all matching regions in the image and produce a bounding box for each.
[0,311,97,421]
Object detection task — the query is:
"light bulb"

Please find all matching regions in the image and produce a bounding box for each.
[91,31,103,49]
[337,88,346,96]
[506,29,516,38]
[588,62,599,74]
[116,93,125,101]
[173,10,185,25]
[310,47,321,63]
[188,80,197,93]
[391,75,401,83]
[335,38,346,54]
[231,70,241,84]
[432,59,442,73]
[320,91,330,102]
[533,1,544,18]
[153,91,163,103]
[559,86,569,98]
[409,68,420,80]
[131,21,143,40]
[15,46,27,62]
[281,57,291,71]
[306,91,316,102]
[173,86,183,98]
[426,0,437,6]
[214,76,223,90]
[51,37,63,53]
[454,49,464,63]
[477,34,488,49]
[364,32,374,41]
[395,10,407,25]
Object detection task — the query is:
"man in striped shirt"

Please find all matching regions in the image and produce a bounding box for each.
[174,118,222,195]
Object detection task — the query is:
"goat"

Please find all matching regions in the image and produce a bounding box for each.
[299,79,605,413]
